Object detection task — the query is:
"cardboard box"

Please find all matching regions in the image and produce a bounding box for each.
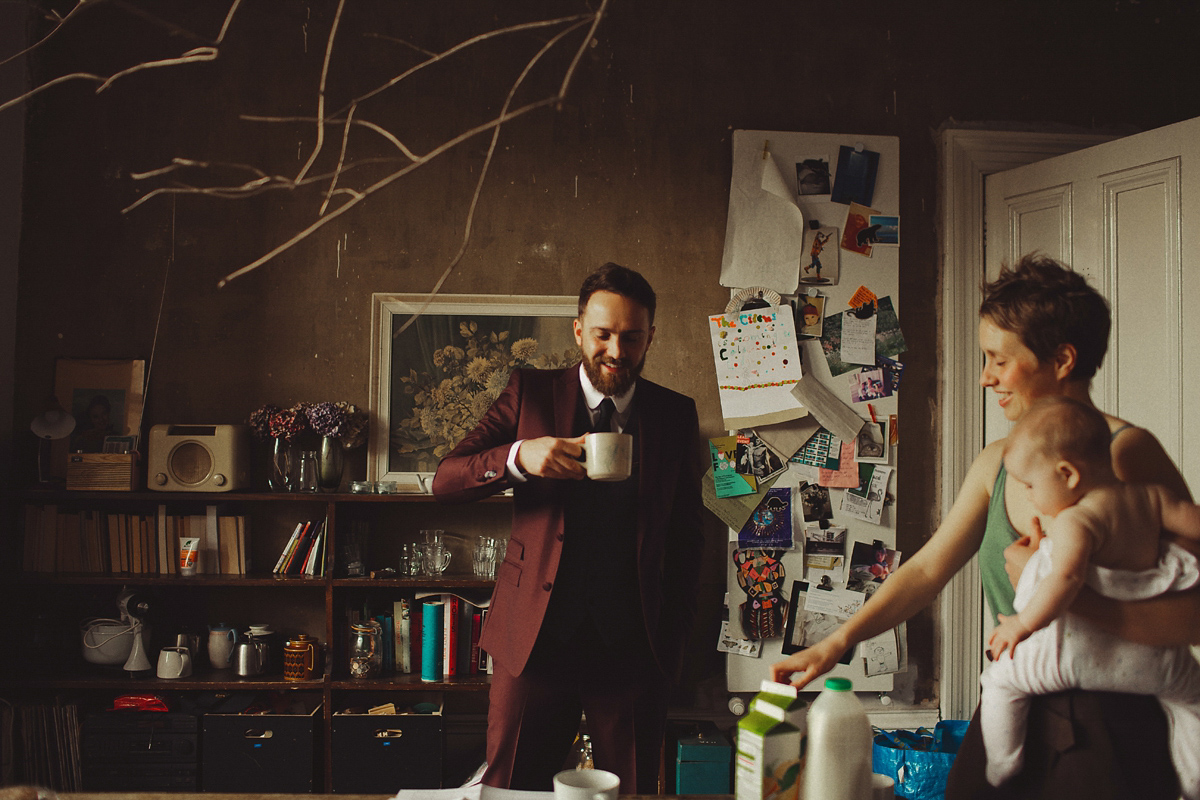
[736,682,803,800]
[202,698,320,793]
[331,702,443,791]
[674,720,732,795]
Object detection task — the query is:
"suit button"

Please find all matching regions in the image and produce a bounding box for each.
[542,582,553,591]
[483,470,497,479]
[556,533,564,541]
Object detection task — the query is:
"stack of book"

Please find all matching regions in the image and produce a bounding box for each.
[21,504,248,575]
[271,519,328,577]
[347,593,491,679]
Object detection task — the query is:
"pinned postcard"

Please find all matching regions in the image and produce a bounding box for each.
[703,467,783,533]
[820,296,906,376]
[791,426,839,470]
[736,430,787,482]
[841,202,881,256]
[710,436,756,498]
[839,308,877,366]
[831,144,880,207]
[737,486,796,550]
[861,627,901,676]
[800,226,839,286]
[841,464,893,524]
[818,441,860,489]
[850,368,889,403]
[709,304,805,429]
[718,619,764,658]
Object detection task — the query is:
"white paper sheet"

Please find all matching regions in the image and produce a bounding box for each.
[719,150,805,294]
[709,304,805,429]
[840,310,877,365]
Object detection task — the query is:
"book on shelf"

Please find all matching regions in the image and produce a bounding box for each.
[273,522,305,574]
[443,594,459,678]
[375,613,395,673]
[21,504,246,576]
[393,599,413,674]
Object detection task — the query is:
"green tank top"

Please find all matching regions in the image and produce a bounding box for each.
[980,423,1137,627]
[980,466,1018,628]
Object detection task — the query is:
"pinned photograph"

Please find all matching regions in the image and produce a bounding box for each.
[854,420,889,464]
[868,214,900,246]
[846,539,901,594]
[795,157,831,196]
[831,144,880,207]
[799,482,833,522]
[736,430,787,481]
[780,580,857,665]
[796,295,826,339]
[804,523,847,584]
[849,368,889,403]
[841,202,881,257]
[800,226,839,285]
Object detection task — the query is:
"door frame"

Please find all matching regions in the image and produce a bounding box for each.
[935,127,1119,720]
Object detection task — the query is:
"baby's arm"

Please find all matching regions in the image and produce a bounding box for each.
[989,515,1093,659]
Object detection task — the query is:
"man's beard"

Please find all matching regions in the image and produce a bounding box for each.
[581,350,645,396]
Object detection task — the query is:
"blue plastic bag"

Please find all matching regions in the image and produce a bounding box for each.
[871,719,969,800]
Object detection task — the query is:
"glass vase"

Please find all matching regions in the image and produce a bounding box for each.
[317,435,344,492]
[269,438,292,491]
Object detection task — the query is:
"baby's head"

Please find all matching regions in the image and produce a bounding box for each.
[1003,396,1113,516]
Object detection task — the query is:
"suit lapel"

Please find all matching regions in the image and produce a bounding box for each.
[553,366,582,437]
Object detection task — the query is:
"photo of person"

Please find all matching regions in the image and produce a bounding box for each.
[846,539,901,593]
[796,295,826,339]
[799,482,833,522]
[69,390,124,453]
[850,368,889,402]
[801,226,839,285]
[854,421,888,464]
[736,430,785,480]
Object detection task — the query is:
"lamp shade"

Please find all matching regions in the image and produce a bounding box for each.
[31,407,76,440]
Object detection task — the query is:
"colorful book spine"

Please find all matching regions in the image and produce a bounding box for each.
[421,600,443,682]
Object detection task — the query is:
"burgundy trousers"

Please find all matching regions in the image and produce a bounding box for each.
[482,618,668,794]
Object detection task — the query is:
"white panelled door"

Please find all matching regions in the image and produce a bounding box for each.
[983,116,1200,492]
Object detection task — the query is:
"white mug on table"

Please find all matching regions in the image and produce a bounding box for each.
[553,769,620,800]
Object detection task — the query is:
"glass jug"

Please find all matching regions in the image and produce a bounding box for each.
[348,620,382,678]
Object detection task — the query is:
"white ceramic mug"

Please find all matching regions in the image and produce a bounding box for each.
[553,769,620,800]
[581,432,633,481]
[156,646,193,679]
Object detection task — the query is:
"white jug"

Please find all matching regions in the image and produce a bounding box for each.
[207,623,237,669]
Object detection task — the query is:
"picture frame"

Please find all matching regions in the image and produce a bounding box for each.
[51,358,146,480]
[368,293,580,489]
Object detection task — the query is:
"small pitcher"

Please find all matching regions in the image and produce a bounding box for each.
[207,623,237,669]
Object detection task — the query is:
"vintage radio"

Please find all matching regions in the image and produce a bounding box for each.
[148,424,251,492]
[67,452,140,491]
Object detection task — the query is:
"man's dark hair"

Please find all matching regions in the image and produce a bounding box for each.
[578,262,657,323]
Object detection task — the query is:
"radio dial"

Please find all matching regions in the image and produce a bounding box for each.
[153,473,167,486]
[213,474,227,487]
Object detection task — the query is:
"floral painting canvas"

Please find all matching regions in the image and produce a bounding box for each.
[369,294,579,482]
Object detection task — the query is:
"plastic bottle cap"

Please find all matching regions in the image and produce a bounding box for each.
[824,677,853,691]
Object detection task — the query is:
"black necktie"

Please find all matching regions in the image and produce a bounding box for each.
[592,398,616,433]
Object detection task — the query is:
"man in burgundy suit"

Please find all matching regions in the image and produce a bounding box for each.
[432,263,703,793]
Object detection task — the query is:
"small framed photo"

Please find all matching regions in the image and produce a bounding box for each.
[854,420,889,464]
[868,214,900,246]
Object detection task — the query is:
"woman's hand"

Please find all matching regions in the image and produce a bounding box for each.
[1004,516,1046,588]
[770,637,845,689]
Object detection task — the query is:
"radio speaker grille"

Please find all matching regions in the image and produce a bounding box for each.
[171,442,213,486]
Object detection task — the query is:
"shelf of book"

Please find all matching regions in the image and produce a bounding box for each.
[2,486,511,792]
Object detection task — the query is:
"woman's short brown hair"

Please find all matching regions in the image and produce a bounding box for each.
[980,254,1111,381]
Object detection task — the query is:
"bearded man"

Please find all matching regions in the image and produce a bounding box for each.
[432,262,703,793]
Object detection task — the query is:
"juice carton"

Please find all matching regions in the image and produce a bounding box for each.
[736,681,803,800]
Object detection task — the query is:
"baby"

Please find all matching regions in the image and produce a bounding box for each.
[982,395,1200,798]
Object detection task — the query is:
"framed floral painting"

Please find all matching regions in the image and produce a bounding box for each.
[368,293,580,489]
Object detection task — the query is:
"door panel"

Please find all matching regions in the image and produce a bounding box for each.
[984,116,1200,493]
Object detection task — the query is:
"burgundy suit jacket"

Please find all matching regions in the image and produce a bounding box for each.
[432,367,704,678]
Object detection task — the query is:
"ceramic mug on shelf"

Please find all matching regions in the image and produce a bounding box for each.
[156,646,193,680]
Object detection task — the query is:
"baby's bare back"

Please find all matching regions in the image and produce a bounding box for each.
[1067,483,1162,572]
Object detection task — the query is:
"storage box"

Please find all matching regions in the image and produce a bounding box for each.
[736,683,803,800]
[67,452,139,491]
[81,711,198,791]
[202,698,320,793]
[674,720,732,795]
[332,703,443,792]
